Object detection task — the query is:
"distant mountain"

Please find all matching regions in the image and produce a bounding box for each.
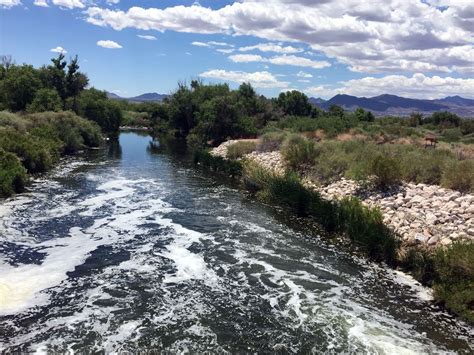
[322,94,390,111]
[312,93,474,117]
[309,97,326,105]
[106,91,168,103]
[371,94,448,111]
[434,96,474,107]
[128,93,168,102]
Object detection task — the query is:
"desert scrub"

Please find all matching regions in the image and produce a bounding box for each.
[441,160,474,192]
[433,242,474,323]
[0,149,28,197]
[281,134,316,170]
[258,131,287,152]
[227,141,257,160]
[368,154,402,191]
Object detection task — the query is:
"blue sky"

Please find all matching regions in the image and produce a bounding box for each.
[1,0,473,98]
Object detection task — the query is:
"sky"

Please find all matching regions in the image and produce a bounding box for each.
[0,0,473,99]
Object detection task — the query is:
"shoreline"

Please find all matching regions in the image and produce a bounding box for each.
[210,140,473,250]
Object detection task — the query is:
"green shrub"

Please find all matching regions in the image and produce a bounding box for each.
[0,149,27,197]
[281,134,316,170]
[194,150,242,177]
[227,141,257,160]
[433,242,474,323]
[338,197,398,263]
[258,131,287,152]
[441,128,462,142]
[441,160,474,192]
[369,155,402,190]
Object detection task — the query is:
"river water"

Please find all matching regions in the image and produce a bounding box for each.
[0,132,472,353]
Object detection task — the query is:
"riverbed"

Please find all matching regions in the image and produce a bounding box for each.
[0,132,472,353]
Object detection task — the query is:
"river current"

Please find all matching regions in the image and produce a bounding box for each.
[0,132,472,353]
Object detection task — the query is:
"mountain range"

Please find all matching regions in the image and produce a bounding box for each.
[310,94,474,117]
[108,91,474,117]
[107,92,169,103]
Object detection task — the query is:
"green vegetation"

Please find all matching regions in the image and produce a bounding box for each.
[0,55,122,135]
[193,150,243,177]
[0,111,101,197]
[227,141,257,160]
[400,243,474,323]
[242,161,398,263]
[280,134,316,170]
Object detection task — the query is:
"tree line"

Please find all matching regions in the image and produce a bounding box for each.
[0,54,122,134]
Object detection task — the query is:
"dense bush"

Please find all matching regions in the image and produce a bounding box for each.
[0,149,27,196]
[281,134,316,170]
[368,155,402,190]
[0,111,102,196]
[258,131,287,152]
[227,141,257,160]
[441,160,474,192]
[433,242,474,323]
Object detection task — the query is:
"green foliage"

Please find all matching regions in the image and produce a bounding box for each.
[194,150,243,177]
[281,134,316,170]
[276,90,312,116]
[258,131,287,152]
[368,155,402,190]
[241,162,398,262]
[426,111,461,128]
[338,198,398,263]
[1,64,42,111]
[0,149,27,197]
[441,160,474,192]
[227,141,257,160]
[76,89,123,134]
[0,111,101,195]
[27,88,62,113]
[433,242,474,323]
[354,107,375,122]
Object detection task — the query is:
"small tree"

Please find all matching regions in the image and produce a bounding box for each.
[27,88,62,113]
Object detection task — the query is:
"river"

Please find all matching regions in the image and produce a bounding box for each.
[0,132,472,353]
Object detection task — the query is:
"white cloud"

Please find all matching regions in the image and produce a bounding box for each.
[33,0,48,7]
[50,46,67,53]
[305,74,474,99]
[229,53,330,69]
[106,0,119,4]
[199,69,289,88]
[191,41,210,47]
[97,40,122,49]
[137,34,157,40]
[84,1,474,74]
[239,42,303,54]
[52,0,84,9]
[192,40,233,48]
[297,71,312,78]
[0,0,21,8]
[216,48,235,54]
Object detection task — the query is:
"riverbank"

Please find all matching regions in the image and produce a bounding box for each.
[211,140,473,249]
[207,139,474,324]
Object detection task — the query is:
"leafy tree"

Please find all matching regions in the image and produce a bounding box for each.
[408,112,423,127]
[277,90,312,116]
[354,107,375,122]
[66,55,88,111]
[27,88,62,113]
[427,111,461,127]
[2,65,41,111]
[328,104,345,118]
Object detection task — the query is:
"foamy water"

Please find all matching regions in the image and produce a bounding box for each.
[0,132,472,353]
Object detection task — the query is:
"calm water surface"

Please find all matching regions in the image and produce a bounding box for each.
[0,132,472,353]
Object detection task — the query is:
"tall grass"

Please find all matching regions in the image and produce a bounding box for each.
[242,161,398,263]
[226,141,257,159]
[193,150,243,177]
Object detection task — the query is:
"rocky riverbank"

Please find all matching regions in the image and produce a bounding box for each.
[211,142,474,249]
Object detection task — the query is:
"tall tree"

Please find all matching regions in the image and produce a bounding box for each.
[66,55,88,112]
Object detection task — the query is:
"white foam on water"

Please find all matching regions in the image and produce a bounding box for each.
[390,269,434,301]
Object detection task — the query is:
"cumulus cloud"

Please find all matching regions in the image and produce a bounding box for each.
[137,34,157,40]
[0,0,21,8]
[239,42,303,54]
[97,40,122,49]
[305,74,474,99]
[199,69,289,88]
[297,71,312,78]
[52,0,84,9]
[50,46,67,53]
[33,0,48,7]
[229,53,330,69]
[83,1,474,74]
